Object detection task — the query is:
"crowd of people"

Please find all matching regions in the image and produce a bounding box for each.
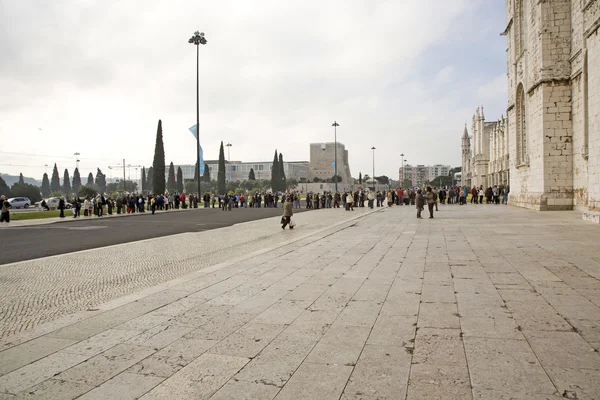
[1,183,510,224]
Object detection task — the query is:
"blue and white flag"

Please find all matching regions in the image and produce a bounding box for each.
[189,124,204,175]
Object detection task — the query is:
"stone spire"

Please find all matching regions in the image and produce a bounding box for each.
[462,124,469,138]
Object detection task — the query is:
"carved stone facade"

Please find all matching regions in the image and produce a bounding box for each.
[461,107,509,189]
[504,0,600,214]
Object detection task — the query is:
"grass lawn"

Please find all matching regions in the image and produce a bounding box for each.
[10,210,64,221]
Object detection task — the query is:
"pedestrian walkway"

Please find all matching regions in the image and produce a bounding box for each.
[0,205,599,399]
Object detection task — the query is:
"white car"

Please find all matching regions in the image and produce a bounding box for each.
[35,197,72,210]
[8,197,31,209]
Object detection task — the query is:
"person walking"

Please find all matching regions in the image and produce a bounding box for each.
[0,195,11,223]
[72,198,81,218]
[426,187,435,219]
[150,196,156,215]
[58,197,66,218]
[346,191,354,211]
[367,190,375,209]
[415,189,424,219]
[281,196,294,229]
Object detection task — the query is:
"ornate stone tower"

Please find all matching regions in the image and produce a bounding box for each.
[461,124,471,188]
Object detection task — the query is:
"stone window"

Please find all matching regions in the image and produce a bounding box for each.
[516,84,527,164]
[515,0,525,57]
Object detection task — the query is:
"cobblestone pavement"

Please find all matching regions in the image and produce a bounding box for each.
[0,207,369,339]
[1,204,599,399]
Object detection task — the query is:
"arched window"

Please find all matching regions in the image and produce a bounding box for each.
[516,84,527,164]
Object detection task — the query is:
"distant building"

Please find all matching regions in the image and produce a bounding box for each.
[309,142,352,184]
[398,164,451,187]
[174,161,311,182]
[461,107,509,189]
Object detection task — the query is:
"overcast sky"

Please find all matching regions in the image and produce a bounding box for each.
[1,0,507,182]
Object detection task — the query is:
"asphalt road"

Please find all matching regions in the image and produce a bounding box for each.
[1,207,305,265]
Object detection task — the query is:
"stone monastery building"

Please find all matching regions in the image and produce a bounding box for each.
[502,0,599,213]
[462,107,510,189]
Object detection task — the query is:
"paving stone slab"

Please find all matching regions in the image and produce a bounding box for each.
[412,328,467,367]
[417,302,460,329]
[11,378,93,399]
[367,314,417,347]
[55,344,156,387]
[0,351,89,395]
[62,328,142,357]
[545,367,600,400]
[77,372,164,400]
[139,352,250,399]
[306,325,371,366]
[234,337,315,387]
[524,331,600,370]
[0,336,76,376]
[209,379,280,400]
[406,363,472,400]
[464,337,557,396]
[344,344,411,398]
[273,362,352,400]
[209,323,286,358]
[127,337,218,378]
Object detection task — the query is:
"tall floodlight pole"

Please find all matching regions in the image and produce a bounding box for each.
[332,121,339,192]
[371,147,376,187]
[400,153,404,184]
[189,31,207,196]
[226,143,232,181]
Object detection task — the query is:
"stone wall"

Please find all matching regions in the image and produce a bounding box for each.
[587,26,600,211]
[504,0,600,217]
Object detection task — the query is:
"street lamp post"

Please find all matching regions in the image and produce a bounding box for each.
[400,153,404,185]
[226,143,232,181]
[371,147,376,188]
[332,121,339,192]
[189,31,207,197]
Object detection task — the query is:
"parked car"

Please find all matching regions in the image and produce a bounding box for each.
[7,197,31,209]
[34,197,72,210]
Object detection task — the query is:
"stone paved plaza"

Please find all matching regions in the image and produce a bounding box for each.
[0,204,599,399]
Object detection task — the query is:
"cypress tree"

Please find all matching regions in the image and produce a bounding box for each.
[18,173,25,185]
[278,153,286,191]
[140,167,146,192]
[217,141,226,194]
[41,173,51,197]
[176,166,184,193]
[95,168,107,193]
[50,163,61,193]
[72,168,82,193]
[167,162,176,191]
[62,169,71,194]
[0,176,11,198]
[87,172,94,186]
[270,150,279,191]
[359,172,362,184]
[203,162,211,182]
[146,167,154,192]
[248,168,256,181]
[152,119,166,194]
